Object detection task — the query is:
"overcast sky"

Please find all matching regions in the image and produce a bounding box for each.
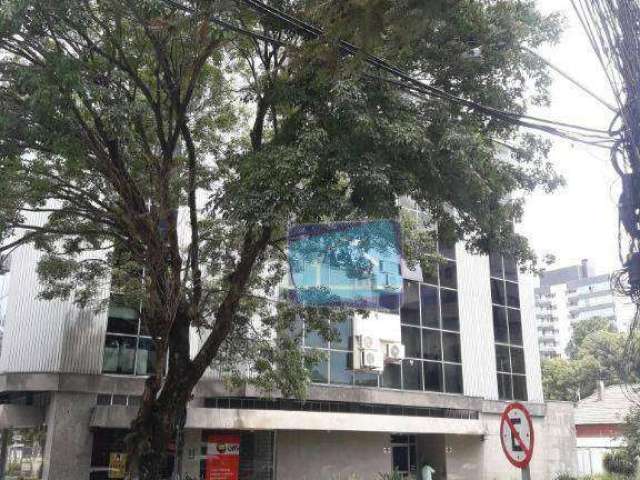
[519,0,622,276]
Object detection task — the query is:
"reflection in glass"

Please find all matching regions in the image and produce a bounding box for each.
[440,290,459,331]
[402,326,421,358]
[504,257,518,282]
[103,336,136,374]
[495,345,511,373]
[508,309,523,345]
[439,260,457,289]
[422,329,442,361]
[506,281,520,308]
[442,332,461,363]
[491,279,505,306]
[2,428,46,480]
[489,252,503,278]
[310,356,328,383]
[424,361,443,392]
[331,318,352,350]
[444,364,463,394]
[498,373,513,400]
[513,375,528,401]
[136,338,157,375]
[401,280,420,325]
[420,284,440,328]
[492,306,508,343]
[402,359,423,391]
[330,351,352,385]
[510,347,526,374]
[304,327,328,349]
[382,363,401,389]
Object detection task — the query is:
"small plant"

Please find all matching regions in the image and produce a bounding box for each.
[603,450,636,476]
[378,470,404,480]
[553,474,578,480]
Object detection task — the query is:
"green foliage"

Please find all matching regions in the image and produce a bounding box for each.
[603,450,636,477]
[542,317,628,401]
[0,0,562,473]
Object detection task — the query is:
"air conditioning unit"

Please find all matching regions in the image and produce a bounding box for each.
[385,342,405,363]
[357,335,380,351]
[360,349,384,371]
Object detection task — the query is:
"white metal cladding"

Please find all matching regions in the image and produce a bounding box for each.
[455,245,499,400]
[0,213,108,374]
[519,272,544,402]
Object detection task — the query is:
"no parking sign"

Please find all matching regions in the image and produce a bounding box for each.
[500,402,534,479]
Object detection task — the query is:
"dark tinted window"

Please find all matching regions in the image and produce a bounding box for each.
[489,252,503,278]
[422,329,442,361]
[510,347,526,374]
[107,316,138,335]
[506,281,520,308]
[332,319,351,350]
[504,257,518,282]
[439,260,457,289]
[508,309,523,345]
[330,352,352,385]
[513,375,528,401]
[442,333,461,363]
[402,326,422,358]
[402,359,423,391]
[492,307,509,343]
[420,285,439,328]
[491,279,505,305]
[424,361,443,392]
[495,345,511,373]
[382,363,401,389]
[444,364,463,394]
[438,241,456,261]
[498,373,513,400]
[440,290,459,331]
[401,280,421,325]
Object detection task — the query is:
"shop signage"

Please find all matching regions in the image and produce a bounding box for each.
[500,402,534,479]
[206,433,241,480]
[108,452,127,479]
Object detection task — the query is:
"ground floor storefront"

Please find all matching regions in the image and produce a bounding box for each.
[0,376,577,480]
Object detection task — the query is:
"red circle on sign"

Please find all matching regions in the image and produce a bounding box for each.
[500,402,535,469]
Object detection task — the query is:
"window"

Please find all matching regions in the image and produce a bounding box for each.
[391,435,417,478]
[490,253,527,401]
[103,302,156,376]
[304,319,353,385]
[395,241,463,394]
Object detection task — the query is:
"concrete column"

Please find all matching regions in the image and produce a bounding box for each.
[444,434,484,480]
[42,392,95,480]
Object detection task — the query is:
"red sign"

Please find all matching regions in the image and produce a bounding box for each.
[500,402,534,469]
[206,434,240,480]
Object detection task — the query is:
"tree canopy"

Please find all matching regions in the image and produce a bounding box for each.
[0,0,562,476]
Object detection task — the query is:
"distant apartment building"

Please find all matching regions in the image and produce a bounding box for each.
[535,259,634,359]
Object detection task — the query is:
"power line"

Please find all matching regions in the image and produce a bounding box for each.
[159,0,616,147]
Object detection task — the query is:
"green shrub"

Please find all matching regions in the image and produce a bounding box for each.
[603,450,636,476]
[553,474,578,480]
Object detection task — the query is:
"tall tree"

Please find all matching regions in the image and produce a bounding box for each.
[0,0,561,477]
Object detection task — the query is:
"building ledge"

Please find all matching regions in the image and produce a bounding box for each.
[0,404,44,429]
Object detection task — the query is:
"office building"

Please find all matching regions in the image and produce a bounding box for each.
[535,260,633,359]
[0,234,576,479]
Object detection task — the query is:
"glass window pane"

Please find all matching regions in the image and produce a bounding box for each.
[103,335,136,374]
[136,338,157,375]
[513,375,528,401]
[511,347,526,374]
[420,284,440,328]
[424,361,443,392]
[438,241,456,261]
[439,260,457,289]
[401,281,421,325]
[354,372,379,387]
[498,373,513,400]
[392,446,409,473]
[504,257,518,282]
[331,318,352,350]
[444,364,463,394]
[422,329,442,361]
[442,332,461,363]
[382,363,401,389]
[305,326,328,349]
[440,290,459,331]
[508,309,523,345]
[489,252,503,278]
[496,345,511,373]
[310,356,328,383]
[506,281,520,308]
[491,279,505,306]
[106,315,139,335]
[492,306,509,343]
[330,351,352,385]
[422,261,439,286]
[402,359,423,391]
[402,326,422,358]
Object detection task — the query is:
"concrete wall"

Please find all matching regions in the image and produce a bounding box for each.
[42,392,96,480]
[276,431,390,480]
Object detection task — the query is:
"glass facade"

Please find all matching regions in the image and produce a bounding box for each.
[0,427,46,480]
[306,242,462,394]
[391,434,417,478]
[102,303,156,376]
[490,253,527,401]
